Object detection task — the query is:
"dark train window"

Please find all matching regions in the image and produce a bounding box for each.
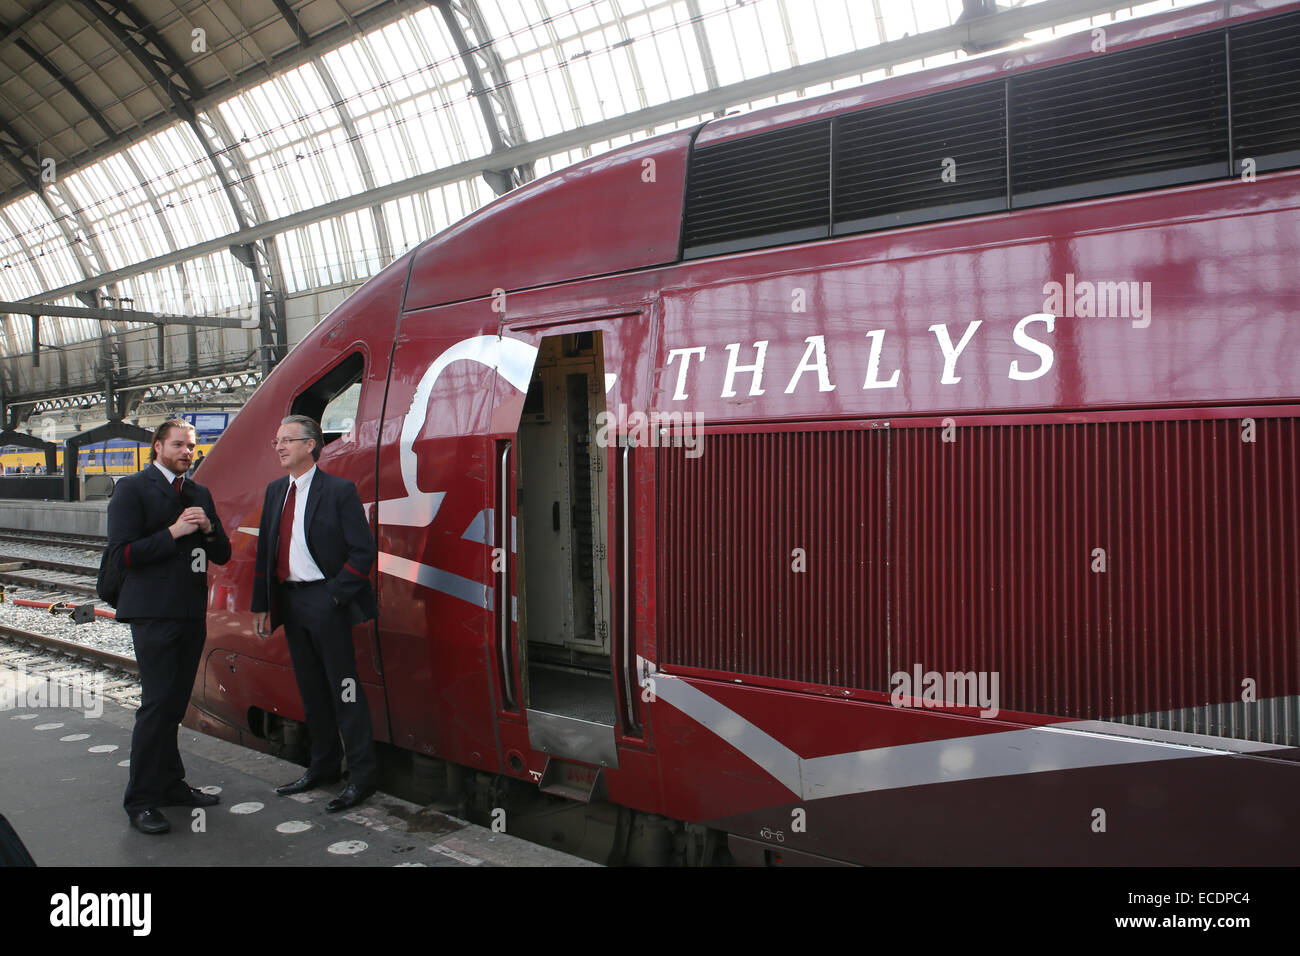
[291,352,364,448]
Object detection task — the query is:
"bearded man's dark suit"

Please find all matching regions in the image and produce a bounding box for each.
[108,464,230,813]
[250,467,378,789]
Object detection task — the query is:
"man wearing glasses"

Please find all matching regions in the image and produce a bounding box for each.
[251,415,379,812]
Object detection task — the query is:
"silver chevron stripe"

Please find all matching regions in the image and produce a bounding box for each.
[378,551,489,610]
[650,673,1290,802]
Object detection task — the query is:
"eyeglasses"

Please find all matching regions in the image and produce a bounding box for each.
[270,437,313,448]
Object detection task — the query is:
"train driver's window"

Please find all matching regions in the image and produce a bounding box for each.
[290,352,365,450]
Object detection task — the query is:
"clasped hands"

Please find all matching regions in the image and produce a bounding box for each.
[169,506,212,538]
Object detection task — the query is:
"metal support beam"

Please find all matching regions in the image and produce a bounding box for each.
[0,1,72,56]
[958,0,1029,53]
[25,0,1161,302]
[0,428,59,473]
[271,0,312,47]
[7,29,118,142]
[0,205,54,290]
[76,0,287,371]
[0,0,437,210]
[313,59,394,264]
[40,182,112,279]
[0,299,253,328]
[0,113,42,194]
[11,368,263,414]
[275,0,389,268]
[684,0,724,118]
[0,10,132,304]
[434,0,535,196]
[0,95,118,310]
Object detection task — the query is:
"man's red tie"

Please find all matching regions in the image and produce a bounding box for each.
[277,480,296,582]
[173,476,182,494]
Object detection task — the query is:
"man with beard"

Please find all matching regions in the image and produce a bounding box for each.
[108,418,231,834]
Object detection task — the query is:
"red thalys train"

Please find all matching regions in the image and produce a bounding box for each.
[192,0,1300,864]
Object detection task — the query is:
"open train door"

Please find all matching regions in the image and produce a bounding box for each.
[489,311,657,796]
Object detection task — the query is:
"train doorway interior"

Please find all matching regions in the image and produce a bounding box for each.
[515,331,617,754]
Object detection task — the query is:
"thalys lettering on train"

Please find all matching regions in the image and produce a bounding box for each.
[660,314,1058,402]
[189,0,1300,866]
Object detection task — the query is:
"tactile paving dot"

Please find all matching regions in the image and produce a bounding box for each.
[34,723,64,731]
[199,785,222,795]
[394,862,427,867]
[10,714,38,720]
[276,820,312,834]
[327,840,367,855]
[88,744,119,753]
[117,759,130,767]
[59,733,90,742]
[230,802,265,814]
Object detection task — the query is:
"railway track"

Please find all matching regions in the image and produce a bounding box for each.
[0,622,140,708]
[0,554,97,575]
[0,623,136,674]
[0,529,106,550]
[0,569,99,599]
[0,539,104,602]
[0,530,133,702]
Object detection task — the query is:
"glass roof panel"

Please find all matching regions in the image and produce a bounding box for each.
[128,268,180,317]
[320,8,490,189]
[0,209,48,300]
[182,251,257,314]
[97,250,258,321]
[216,62,373,220]
[8,194,83,290]
[380,175,496,259]
[55,315,98,343]
[700,0,782,84]
[127,126,240,248]
[276,207,385,293]
[60,154,169,271]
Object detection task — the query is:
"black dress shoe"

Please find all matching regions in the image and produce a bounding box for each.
[127,808,170,834]
[163,786,219,808]
[275,770,341,796]
[325,783,376,813]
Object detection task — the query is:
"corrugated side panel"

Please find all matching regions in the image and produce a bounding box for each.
[656,416,1298,745]
[892,417,1298,744]
[656,429,889,690]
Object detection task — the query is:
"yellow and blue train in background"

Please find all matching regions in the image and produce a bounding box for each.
[0,412,226,475]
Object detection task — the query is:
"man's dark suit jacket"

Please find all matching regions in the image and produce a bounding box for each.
[250,468,378,631]
[107,466,232,623]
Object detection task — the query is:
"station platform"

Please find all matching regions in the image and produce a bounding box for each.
[0,498,107,537]
[0,661,595,867]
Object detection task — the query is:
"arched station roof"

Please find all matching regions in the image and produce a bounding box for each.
[0,0,1196,384]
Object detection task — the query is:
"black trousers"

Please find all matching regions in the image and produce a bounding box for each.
[281,583,377,789]
[124,617,205,812]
